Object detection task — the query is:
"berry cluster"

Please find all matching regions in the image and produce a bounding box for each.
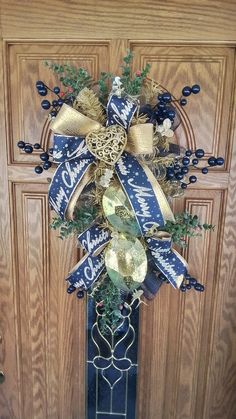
[36,80,72,118]
[17,140,53,174]
[158,272,204,293]
[180,275,205,293]
[67,284,84,299]
[166,148,224,188]
[140,84,201,125]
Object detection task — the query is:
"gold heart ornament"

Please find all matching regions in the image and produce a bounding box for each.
[86,125,127,165]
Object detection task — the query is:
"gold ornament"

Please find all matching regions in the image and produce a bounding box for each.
[105,234,147,291]
[86,125,127,165]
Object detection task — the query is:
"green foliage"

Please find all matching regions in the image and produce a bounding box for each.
[97,71,113,102]
[45,61,92,96]
[163,212,214,248]
[50,205,98,239]
[120,51,150,96]
[89,275,123,334]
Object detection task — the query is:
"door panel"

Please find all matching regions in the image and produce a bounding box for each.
[0,3,236,418]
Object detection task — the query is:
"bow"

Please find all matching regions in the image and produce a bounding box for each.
[49,94,187,294]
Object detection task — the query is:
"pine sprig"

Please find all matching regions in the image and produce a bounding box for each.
[163,212,214,248]
[50,205,98,239]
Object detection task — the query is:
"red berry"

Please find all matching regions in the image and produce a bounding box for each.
[136,70,141,77]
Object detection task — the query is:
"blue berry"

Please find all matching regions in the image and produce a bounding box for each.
[157,94,163,101]
[40,152,49,161]
[175,172,184,180]
[202,167,208,174]
[53,86,60,94]
[195,149,205,158]
[191,84,201,94]
[180,98,187,106]
[182,157,190,166]
[186,284,192,290]
[38,88,48,96]
[140,104,152,116]
[17,140,25,149]
[181,167,189,174]
[157,116,165,124]
[36,80,44,89]
[158,273,167,281]
[189,277,197,285]
[157,102,166,109]
[167,109,175,119]
[34,143,41,149]
[216,157,224,166]
[67,284,76,294]
[48,148,54,155]
[58,98,64,107]
[181,183,187,189]
[50,111,57,117]
[166,169,175,180]
[41,100,51,110]
[162,92,171,102]
[208,157,217,166]
[43,161,52,170]
[189,175,197,183]
[77,290,84,299]
[192,158,199,165]
[52,100,58,107]
[24,145,33,153]
[185,150,192,156]
[174,163,181,170]
[35,165,43,174]
[182,86,192,97]
[180,285,187,292]
[194,283,205,292]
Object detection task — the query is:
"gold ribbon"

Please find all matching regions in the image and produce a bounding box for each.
[50,104,101,136]
[127,123,154,155]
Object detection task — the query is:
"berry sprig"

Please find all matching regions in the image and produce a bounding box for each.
[158,272,205,292]
[140,84,201,126]
[36,80,73,118]
[17,140,53,174]
[166,148,224,188]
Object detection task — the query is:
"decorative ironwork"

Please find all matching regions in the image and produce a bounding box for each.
[87,300,139,419]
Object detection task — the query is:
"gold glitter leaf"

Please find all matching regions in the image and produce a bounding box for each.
[73,87,106,124]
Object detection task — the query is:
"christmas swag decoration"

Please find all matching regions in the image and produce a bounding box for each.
[17,52,224,332]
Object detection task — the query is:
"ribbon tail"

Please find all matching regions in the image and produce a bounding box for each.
[66,253,105,290]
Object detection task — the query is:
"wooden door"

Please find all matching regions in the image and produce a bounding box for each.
[0,2,236,418]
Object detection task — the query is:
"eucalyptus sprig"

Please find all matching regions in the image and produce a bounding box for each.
[50,205,98,239]
[163,212,214,248]
[45,61,93,96]
[120,51,150,96]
